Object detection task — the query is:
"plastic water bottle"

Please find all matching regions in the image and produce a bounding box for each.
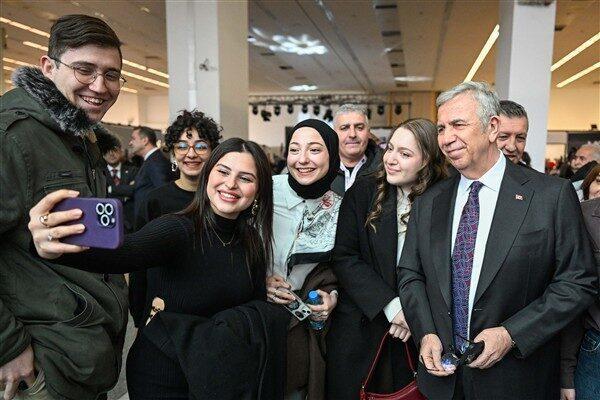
[306,290,325,330]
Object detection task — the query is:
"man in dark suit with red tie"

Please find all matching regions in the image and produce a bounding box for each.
[397,82,597,399]
[104,144,138,232]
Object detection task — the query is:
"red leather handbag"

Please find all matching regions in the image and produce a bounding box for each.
[360,332,426,400]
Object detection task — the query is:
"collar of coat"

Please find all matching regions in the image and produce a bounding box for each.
[11,66,120,154]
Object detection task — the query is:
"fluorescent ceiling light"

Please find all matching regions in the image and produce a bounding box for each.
[147,68,169,79]
[120,87,138,94]
[4,79,12,84]
[121,70,169,88]
[289,85,317,91]
[123,59,147,70]
[0,17,50,37]
[556,62,600,88]
[394,76,432,82]
[3,57,34,67]
[464,24,499,82]
[551,32,600,72]
[23,41,48,51]
[3,65,16,71]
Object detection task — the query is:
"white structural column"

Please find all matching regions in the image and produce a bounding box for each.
[495,0,556,172]
[166,0,249,139]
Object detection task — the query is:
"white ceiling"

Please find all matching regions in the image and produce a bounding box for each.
[1,0,598,96]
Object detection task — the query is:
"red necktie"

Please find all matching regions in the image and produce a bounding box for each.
[111,168,120,186]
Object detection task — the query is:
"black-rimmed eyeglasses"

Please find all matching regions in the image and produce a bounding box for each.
[51,57,126,89]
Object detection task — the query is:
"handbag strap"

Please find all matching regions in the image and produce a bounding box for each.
[361,332,416,390]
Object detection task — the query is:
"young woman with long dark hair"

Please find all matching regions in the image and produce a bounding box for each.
[129,109,222,326]
[327,119,447,398]
[28,138,277,399]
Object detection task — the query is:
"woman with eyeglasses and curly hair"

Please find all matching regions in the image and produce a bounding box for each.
[327,119,447,398]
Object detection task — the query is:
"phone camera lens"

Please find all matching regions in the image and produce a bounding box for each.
[100,214,111,227]
[95,203,105,215]
[104,203,114,215]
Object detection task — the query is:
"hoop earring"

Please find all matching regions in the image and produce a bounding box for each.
[171,160,178,172]
[251,199,258,217]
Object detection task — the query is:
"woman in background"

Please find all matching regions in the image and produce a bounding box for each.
[327,119,447,398]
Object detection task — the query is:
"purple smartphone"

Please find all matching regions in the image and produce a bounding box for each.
[52,197,124,249]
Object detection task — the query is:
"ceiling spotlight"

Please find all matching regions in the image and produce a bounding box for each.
[313,105,321,116]
[252,105,259,115]
[261,109,272,122]
[287,104,294,114]
[323,108,333,122]
[377,104,385,115]
[366,107,372,120]
[274,105,281,116]
[302,104,308,113]
[394,104,402,115]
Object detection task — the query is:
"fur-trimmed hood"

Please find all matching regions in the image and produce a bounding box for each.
[11,66,120,154]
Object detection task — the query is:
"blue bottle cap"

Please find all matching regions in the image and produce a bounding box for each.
[308,291,319,301]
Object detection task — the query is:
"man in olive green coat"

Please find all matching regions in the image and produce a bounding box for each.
[0,15,128,400]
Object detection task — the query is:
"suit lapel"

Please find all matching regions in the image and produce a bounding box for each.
[430,177,459,310]
[368,186,398,287]
[474,162,532,304]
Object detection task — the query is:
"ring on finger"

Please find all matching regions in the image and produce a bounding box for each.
[47,233,54,242]
[39,213,50,227]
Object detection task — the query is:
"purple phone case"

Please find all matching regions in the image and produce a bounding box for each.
[52,198,124,249]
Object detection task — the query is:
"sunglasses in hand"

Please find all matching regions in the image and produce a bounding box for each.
[421,334,484,373]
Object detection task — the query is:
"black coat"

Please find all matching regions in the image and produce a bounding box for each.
[143,300,289,400]
[330,140,383,196]
[133,149,173,219]
[327,177,416,399]
[398,160,598,399]
[105,162,138,232]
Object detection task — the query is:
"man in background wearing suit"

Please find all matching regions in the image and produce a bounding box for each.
[495,100,529,167]
[128,126,173,221]
[397,81,597,400]
[104,144,138,233]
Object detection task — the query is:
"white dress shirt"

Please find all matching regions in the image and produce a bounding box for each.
[108,163,122,180]
[144,147,158,161]
[383,188,411,322]
[451,152,506,336]
[340,155,367,190]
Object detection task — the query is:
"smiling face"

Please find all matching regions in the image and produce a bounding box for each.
[437,93,499,179]
[334,112,369,165]
[287,127,330,186]
[496,115,528,164]
[589,173,600,200]
[383,127,424,191]
[41,45,122,123]
[207,151,258,219]
[173,128,211,180]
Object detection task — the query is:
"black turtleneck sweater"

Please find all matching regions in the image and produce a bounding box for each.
[61,213,266,318]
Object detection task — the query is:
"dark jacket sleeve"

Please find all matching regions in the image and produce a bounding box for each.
[560,316,585,388]
[332,183,397,321]
[502,180,598,357]
[397,196,438,344]
[149,157,171,188]
[0,131,32,364]
[110,182,135,198]
[56,215,192,273]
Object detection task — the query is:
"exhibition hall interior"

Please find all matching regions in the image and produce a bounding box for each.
[1,0,598,170]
